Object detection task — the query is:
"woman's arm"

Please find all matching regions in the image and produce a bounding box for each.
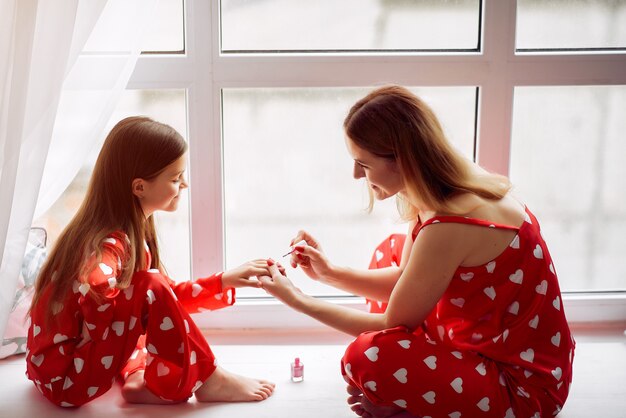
[260,260,387,336]
[290,221,417,302]
[261,222,467,336]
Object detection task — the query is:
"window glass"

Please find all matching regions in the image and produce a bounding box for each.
[222,87,476,298]
[510,86,626,291]
[221,0,480,52]
[84,0,184,53]
[33,90,190,281]
[517,0,626,50]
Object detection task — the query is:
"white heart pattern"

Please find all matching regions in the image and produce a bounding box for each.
[393,368,408,384]
[87,386,98,397]
[551,332,561,347]
[364,381,377,392]
[486,261,496,273]
[551,367,562,380]
[364,346,379,362]
[460,272,474,282]
[160,317,174,331]
[422,391,436,405]
[477,397,490,412]
[78,283,90,296]
[509,269,523,284]
[344,363,353,378]
[451,351,463,359]
[146,289,156,304]
[510,235,520,249]
[101,355,113,370]
[450,377,463,393]
[191,283,203,297]
[553,296,561,311]
[157,362,170,377]
[533,244,543,259]
[423,355,437,370]
[375,250,384,262]
[475,362,487,376]
[53,334,67,344]
[393,399,407,408]
[450,298,465,308]
[397,340,411,349]
[190,351,197,365]
[112,321,124,336]
[528,315,539,329]
[520,348,534,363]
[184,319,190,333]
[147,343,159,354]
[99,263,113,276]
[535,280,548,295]
[508,301,519,315]
[63,377,73,390]
[483,286,496,300]
[32,324,40,337]
[74,358,84,373]
[504,407,516,418]
[129,316,137,331]
[31,354,44,367]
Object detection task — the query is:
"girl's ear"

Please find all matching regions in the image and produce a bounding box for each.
[132,178,145,198]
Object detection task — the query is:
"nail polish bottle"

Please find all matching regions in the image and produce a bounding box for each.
[291,357,304,382]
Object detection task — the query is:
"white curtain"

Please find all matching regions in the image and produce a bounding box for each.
[0,0,152,345]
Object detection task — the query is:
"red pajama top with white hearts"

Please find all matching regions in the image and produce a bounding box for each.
[418,208,575,404]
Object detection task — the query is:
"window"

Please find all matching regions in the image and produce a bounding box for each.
[89,0,624,327]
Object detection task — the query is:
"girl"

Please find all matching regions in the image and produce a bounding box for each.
[27,116,275,407]
[260,86,575,417]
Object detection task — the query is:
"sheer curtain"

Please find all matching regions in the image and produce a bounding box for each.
[0,0,151,348]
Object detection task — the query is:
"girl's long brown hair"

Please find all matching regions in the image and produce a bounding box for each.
[31,116,187,319]
[344,85,511,220]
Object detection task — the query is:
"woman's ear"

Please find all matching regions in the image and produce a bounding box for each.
[132,178,145,198]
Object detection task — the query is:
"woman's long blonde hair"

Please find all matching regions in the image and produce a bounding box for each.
[31,116,187,319]
[344,85,511,221]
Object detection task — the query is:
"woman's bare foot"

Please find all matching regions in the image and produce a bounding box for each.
[122,370,182,404]
[346,384,408,418]
[194,366,275,402]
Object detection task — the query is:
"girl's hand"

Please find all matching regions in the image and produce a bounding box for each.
[221,259,271,289]
[289,230,334,282]
[258,259,302,307]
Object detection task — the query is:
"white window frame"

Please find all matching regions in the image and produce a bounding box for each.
[124,0,626,329]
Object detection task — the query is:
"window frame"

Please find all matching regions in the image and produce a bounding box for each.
[122,0,626,328]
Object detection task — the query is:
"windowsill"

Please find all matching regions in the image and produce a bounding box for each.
[193,292,626,331]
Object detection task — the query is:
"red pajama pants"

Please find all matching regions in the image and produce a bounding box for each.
[27,270,219,407]
[341,233,569,418]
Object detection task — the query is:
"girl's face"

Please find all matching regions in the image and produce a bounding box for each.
[345,136,404,201]
[135,154,188,217]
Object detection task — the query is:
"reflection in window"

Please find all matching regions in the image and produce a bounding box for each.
[517,0,626,50]
[221,0,480,52]
[222,87,476,298]
[510,86,626,291]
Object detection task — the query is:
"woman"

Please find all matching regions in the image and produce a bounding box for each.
[260,86,574,417]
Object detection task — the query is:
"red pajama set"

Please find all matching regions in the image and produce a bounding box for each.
[26,232,234,407]
[342,208,575,417]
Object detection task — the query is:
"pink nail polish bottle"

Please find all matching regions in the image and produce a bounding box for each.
[291,357,304,382]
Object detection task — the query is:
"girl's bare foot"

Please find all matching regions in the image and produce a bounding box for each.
[346,384,410,418]
[194,366,275,402]
[122,370,182,404]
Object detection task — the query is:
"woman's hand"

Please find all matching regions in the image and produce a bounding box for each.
[289,231,334,282]
[221,259,272,289]
[258,259,302,308]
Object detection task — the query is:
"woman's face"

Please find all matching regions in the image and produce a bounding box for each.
[345,136,404,201]
[135,154,188,217]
